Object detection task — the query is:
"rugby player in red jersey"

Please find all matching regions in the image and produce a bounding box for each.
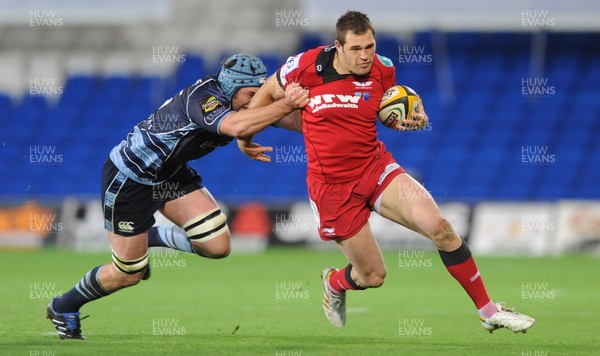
[240,11,534,333]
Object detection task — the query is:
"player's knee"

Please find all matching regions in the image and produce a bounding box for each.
[430,218,458,249]
[111,250,148,287]
[184,208,230,259]
[191,230,231,259]
[214,236,231,258]
[362,268,387,288]
[206,247,230,259]
[184,208,229,244]
[201,238,231,259]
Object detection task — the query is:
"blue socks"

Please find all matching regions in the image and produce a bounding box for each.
[53,226,193,313]
[147,225,195,254]
[53,266,109,313]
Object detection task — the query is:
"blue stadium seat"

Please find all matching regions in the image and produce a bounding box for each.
[2,32,596,201]
[0,94,12,119]
[297,34,326,53]
[258,54,284,76]
[495,165,539,199]
[175,54,208,89]
[376,34,399,61]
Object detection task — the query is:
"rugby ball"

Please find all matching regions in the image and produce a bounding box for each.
[378,85,421,129]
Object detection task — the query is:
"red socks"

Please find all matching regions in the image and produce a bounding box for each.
[328,264,365,295]
[439,240,494,311]
[327,241,498,317]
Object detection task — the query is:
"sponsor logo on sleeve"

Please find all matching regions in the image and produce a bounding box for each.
[200,96,230,125]
[279,53,303,86]
[201,96,230,126]
[283,54,302,74]
[201,96,221,113]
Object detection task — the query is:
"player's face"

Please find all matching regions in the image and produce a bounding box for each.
[231,87,259,111]
[335,30,376,76]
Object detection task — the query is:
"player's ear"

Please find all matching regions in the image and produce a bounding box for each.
[335,40,343,52]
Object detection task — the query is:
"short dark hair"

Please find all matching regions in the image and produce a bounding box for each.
[335,11,375,46]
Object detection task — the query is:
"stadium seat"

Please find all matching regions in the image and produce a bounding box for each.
[1,31,597,201]
[296,34,326,53]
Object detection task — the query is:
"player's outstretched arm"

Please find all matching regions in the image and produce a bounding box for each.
[235,110,302,163]
[234,74,286,141]
[275,111,302,133]
[279,111,303,133]
[249,74,285,110]
[220,81,307,138]
[236,140,273,163]
[235,74,300,161]
[257,75,302,133]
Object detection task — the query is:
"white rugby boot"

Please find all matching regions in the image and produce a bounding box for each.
[480,303,535,333]
[321,266,346,328]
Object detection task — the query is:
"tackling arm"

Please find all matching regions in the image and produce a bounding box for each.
[255,74,302,133]
[250,74,284,108]
[236,74,284,140]
[235,74,292,162]
[275,110,303,133]
[219,77,304,138]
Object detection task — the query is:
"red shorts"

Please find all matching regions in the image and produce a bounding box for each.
[307,150,405,241]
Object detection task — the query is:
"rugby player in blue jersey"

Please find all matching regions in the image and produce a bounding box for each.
[47,53,309,339]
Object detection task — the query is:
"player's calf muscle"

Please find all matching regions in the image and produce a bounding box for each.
[99,264,144,291]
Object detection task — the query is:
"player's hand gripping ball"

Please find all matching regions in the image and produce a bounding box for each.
[378,85,421,129]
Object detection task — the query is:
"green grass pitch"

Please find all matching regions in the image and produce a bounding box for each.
[1,247,598,355]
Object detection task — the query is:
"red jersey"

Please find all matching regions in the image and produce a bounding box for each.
[277,46,396,183]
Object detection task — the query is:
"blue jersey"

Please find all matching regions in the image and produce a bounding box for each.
[109,75,234,185]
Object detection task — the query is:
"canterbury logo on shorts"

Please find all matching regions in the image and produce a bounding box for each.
[117,221,135,233]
